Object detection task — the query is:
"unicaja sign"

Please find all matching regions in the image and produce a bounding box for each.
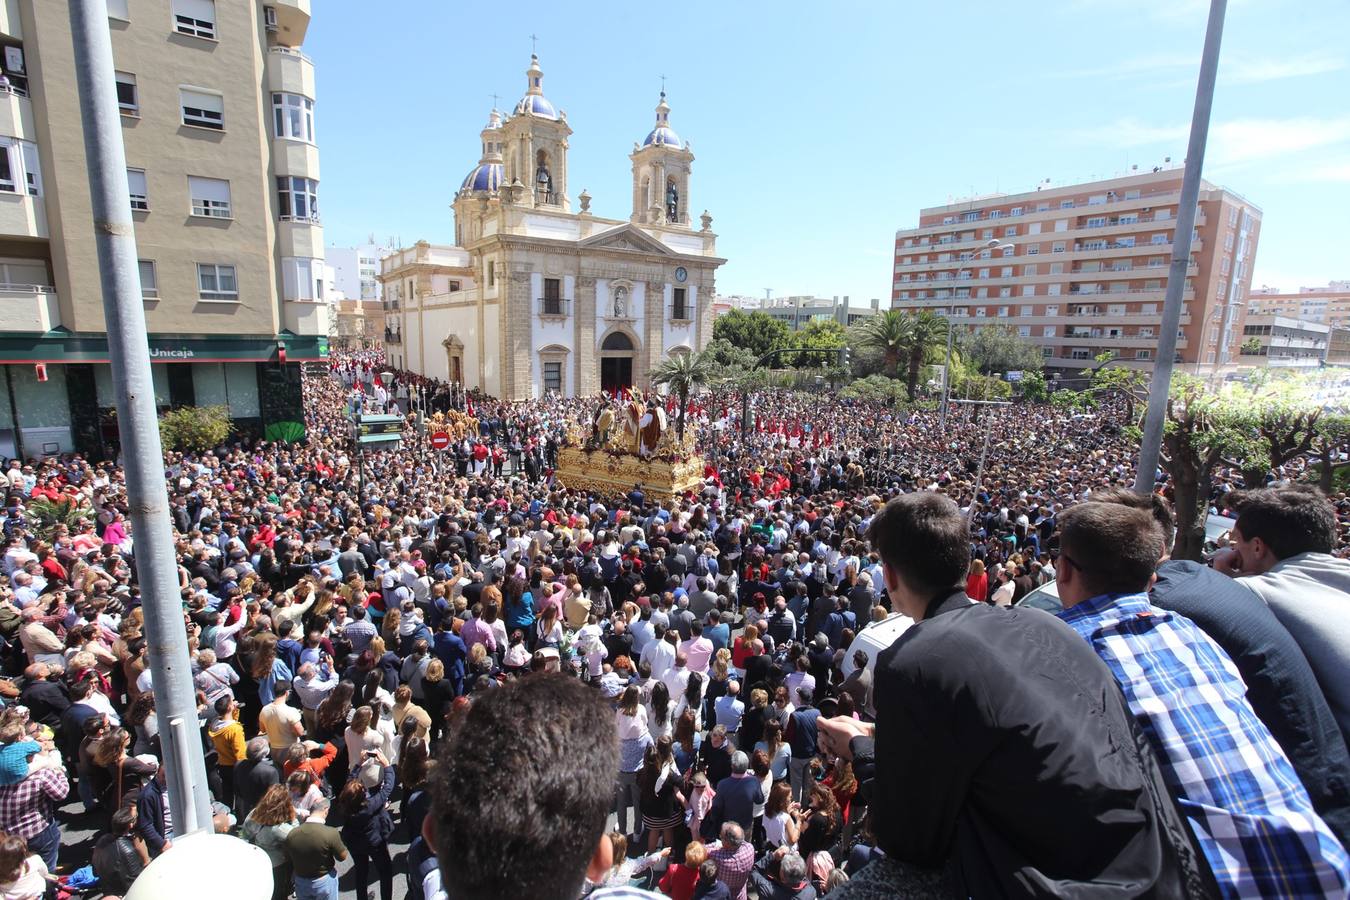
[149,348,195,359]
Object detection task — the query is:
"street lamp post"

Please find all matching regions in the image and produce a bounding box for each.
[939,238,1012,431]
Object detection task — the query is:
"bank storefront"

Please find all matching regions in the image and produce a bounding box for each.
[0,332,327,460]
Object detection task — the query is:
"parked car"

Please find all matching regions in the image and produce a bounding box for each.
[841,612,915,717]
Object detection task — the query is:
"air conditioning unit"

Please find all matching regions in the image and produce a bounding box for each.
[264,5,278,31]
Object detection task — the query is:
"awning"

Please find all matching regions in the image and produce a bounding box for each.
[0,331,329,364]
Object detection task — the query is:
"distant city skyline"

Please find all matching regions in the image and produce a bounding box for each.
[307,0,1350,307]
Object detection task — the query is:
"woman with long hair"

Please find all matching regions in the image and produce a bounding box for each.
[337,757,396,900]
[502,576,535,646]
[250,632,294,707]
[314,681,355,745]
[421,658,453,746]
[89,726,157,821]
[671,709,701,775]
[796,782,841,858]
[966,558,988,604]
[343,705,382,766]
[647,680,673,741]
[241,783,298,900]
[0,831,51,900]
[534,604,563,650]
[637,736,684,852]
[124,691,158,757]
[397,736,432,843]
[673,673,705,734]
[763,781,800,850]
[754,718,792,783]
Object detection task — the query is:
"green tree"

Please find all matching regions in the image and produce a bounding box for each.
[839,374,909,405]
[27,496,94,542]
[851,310,949,400]
[1019,369,1048,403]
[849,310,909,381]
[159,405,233,452]
[1240,336,1263,355]
[1310,412,1350,494]
[961,324,1045,376]
[789,320,847,368]
[1215,380,1320,488]
[1090,355,1149,423]
[702,337,758,377]
[711,310,791,361]
[953,372,1012,401]
[650,350,715,440]
[1156,377,1251,561]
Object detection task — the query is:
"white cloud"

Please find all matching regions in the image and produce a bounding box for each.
[1270,161,1350,184]
[1061,51,1345,87]
[1070,115,1350,169]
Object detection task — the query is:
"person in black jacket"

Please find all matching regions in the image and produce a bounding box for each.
[817,492,1210,899]
[135,767,171,857]
[337,756,395,900]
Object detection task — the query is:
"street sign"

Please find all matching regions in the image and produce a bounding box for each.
[429,431,450,450]
[356,414,403,447]
[1006,370,1023,382]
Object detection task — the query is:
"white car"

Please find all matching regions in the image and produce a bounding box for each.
[841,612,915,717]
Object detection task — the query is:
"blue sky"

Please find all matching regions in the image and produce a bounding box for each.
[310,0,1350,304]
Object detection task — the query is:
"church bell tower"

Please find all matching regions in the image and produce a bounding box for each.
[500,54,572,211]
[630,91,694,227]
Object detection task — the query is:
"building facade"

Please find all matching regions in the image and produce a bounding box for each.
[1237,315,1329,369]
[0,0,326,459]
[380,55,725,400]
[760,295,880,331]
[1249,285,1350,330]
[890,169,1261,374]
[1326,325,1350,366]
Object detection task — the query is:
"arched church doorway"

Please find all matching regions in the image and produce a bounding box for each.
[599,331,635,395]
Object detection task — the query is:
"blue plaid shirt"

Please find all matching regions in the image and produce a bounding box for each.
[1059,592,1349,898]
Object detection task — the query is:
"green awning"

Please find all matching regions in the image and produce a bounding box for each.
[0,331,328,364]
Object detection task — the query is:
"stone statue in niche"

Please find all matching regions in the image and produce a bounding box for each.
[613,285,628,318]
[667,183,679,222]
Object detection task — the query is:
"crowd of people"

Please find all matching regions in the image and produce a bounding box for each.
[0,348,1344,900]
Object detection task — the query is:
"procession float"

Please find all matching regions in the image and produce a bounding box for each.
[556,392,706,500]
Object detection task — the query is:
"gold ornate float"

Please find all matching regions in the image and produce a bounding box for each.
[555,396,706,500]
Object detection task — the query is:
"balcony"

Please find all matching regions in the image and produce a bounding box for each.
[0,188,46,239]
[277,216,322,258]
[267,0,310,45]
[668,303,694,323]
[0,85,33,141]
[283,298,328,336]
[0,284,59,333]
[538,296,569,318]
[266,46,315,98]
[384,328,402,344]
[272,138,320,179]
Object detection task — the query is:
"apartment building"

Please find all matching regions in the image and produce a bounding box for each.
[890,169,1261,373]
[1237,315,1329,369]
[1249,284,1350,329]
[761,295,881,331]
[0,0,325,460]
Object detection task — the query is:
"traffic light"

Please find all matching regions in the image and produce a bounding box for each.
[838,346,852,370]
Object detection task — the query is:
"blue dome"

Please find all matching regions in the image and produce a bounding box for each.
[460,162,503,193]
[643,125,683,148]
[515,94,559,120]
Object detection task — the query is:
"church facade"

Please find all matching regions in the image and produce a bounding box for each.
[379,55,726,400]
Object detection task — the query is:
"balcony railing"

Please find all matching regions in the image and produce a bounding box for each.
[538,296,569,317]
[384,328,401,344]
[669,303,693,322]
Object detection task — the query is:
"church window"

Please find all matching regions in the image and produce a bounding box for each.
[672,288,689,320]
[543,361,562,393]
[542,278,562,315]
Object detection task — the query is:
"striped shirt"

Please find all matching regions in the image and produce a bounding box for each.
[1060,592,1349,897]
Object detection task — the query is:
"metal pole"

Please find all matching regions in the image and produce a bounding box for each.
[68,0,213,834]
[939,323,955,431]
[1134,0,1227,494]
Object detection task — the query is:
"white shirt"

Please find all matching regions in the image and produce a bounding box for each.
[641,638,675,682]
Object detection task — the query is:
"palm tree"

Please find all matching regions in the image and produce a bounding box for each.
[851,310,910,380]
[650,349,715,439]
[901,311,950,401]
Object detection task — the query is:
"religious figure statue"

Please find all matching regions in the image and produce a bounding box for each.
[613,285,628,318]
[622,397,643,453]
[638,402,666,458]
[590,400,615,447]
[666,183,679,222]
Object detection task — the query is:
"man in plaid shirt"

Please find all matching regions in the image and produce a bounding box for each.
[1056,501,1350,898]
[0,764,68,871]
